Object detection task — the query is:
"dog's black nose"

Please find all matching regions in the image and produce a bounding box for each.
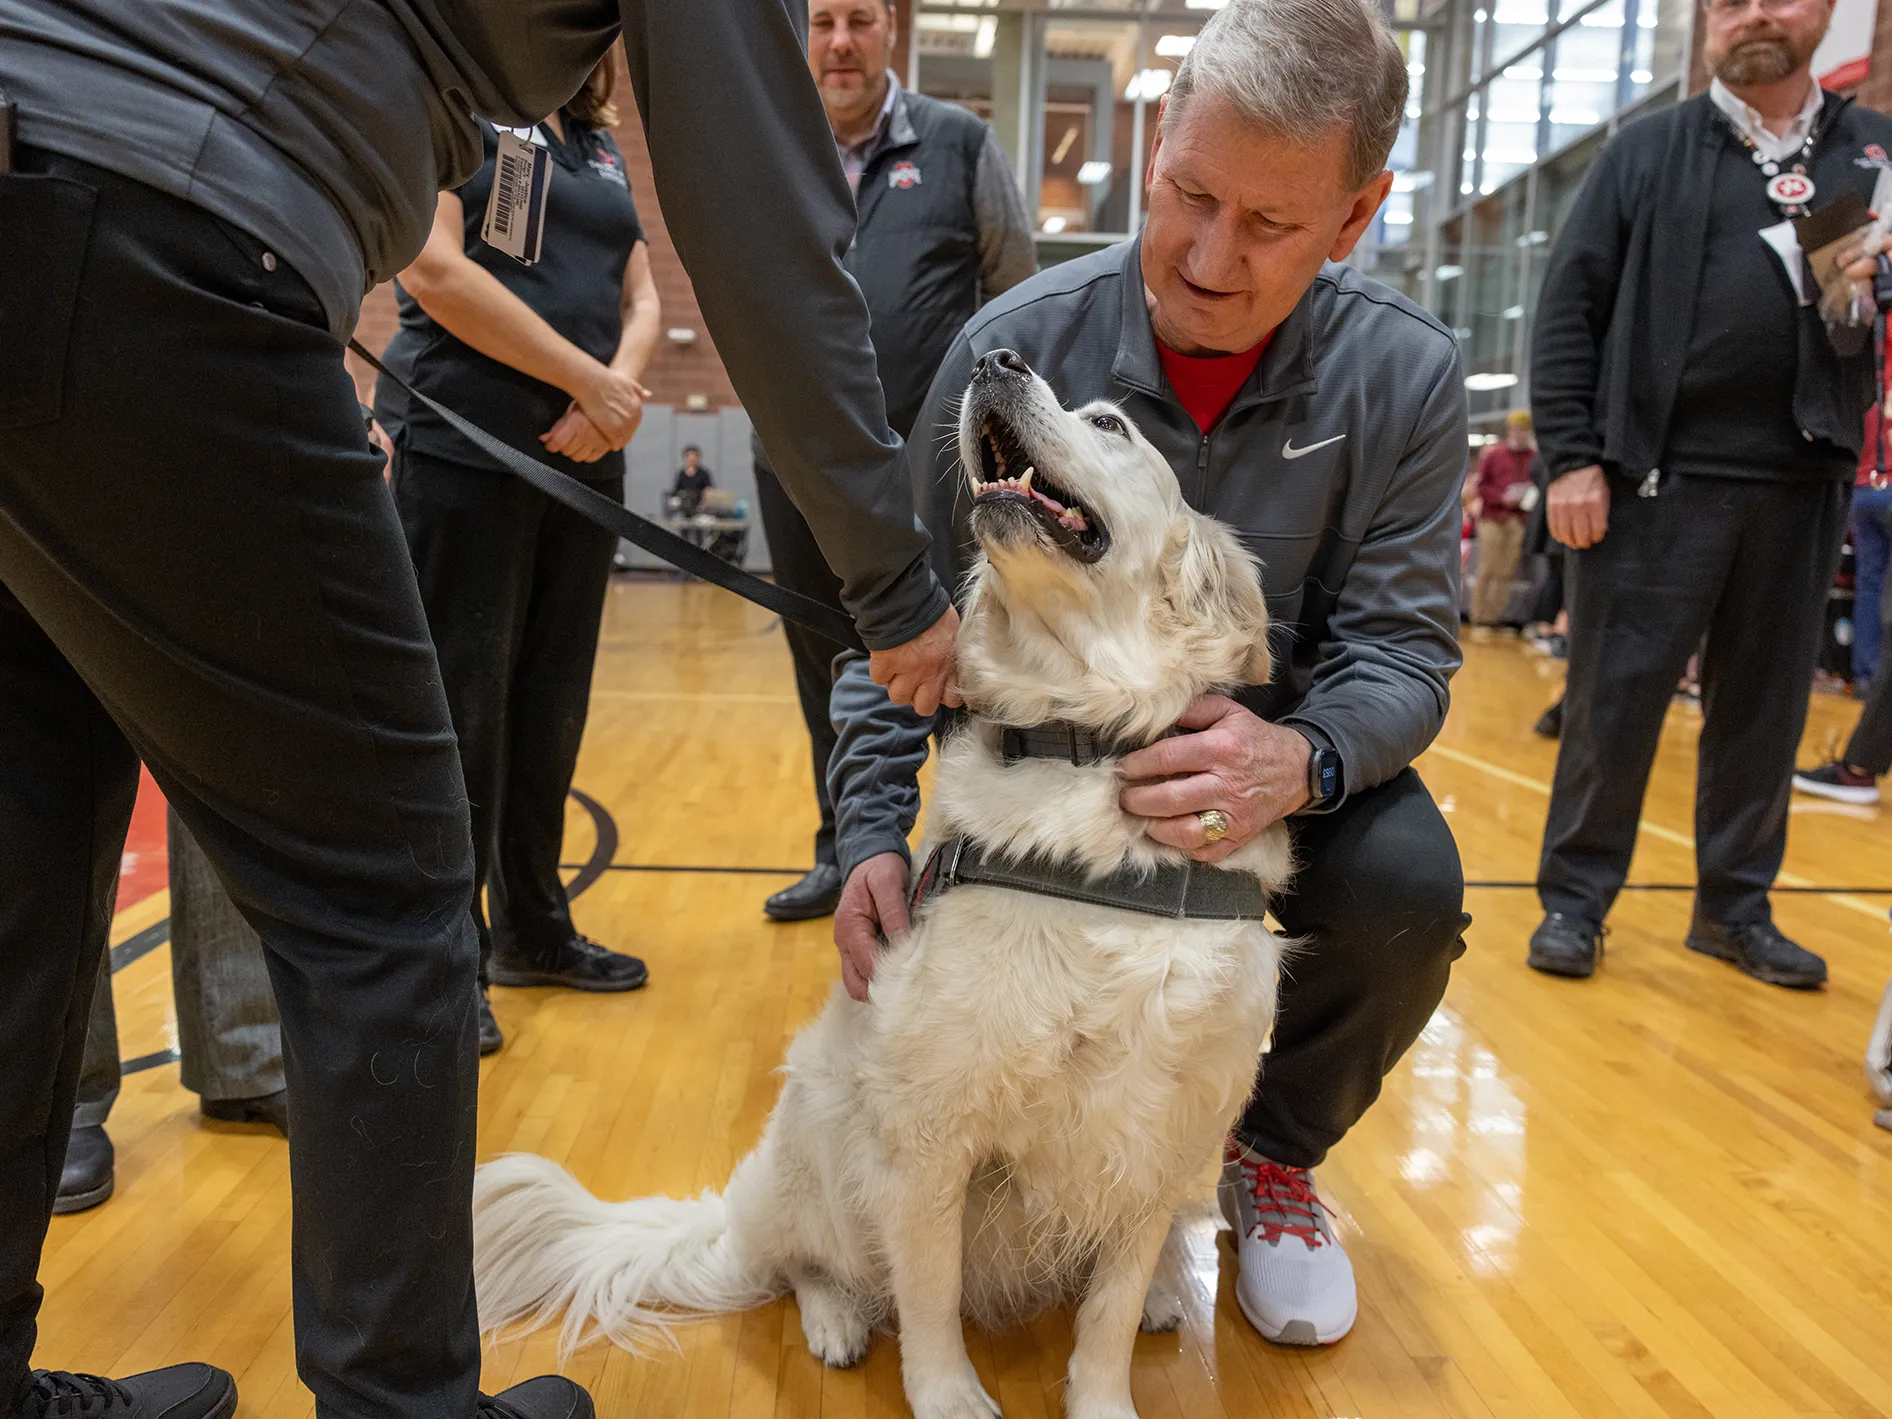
[973,348,1030,381]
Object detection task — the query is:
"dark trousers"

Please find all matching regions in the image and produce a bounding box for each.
[1235,769,1468,1169]
[753,459,848,866]
[1539,472,1851,926]
[0,152,481,1417]
[393,450,621,967]
[1846,667,1892,774]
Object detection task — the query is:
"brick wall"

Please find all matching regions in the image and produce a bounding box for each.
[344,103,738,410]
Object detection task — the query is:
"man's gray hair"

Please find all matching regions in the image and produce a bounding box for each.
[1163,0,1409,190]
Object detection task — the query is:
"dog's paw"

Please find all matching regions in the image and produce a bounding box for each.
[1138,1282,1183,1333]
[906,1372,1002,1419]
[795,1280,871,1369]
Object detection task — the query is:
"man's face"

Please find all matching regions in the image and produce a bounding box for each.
[1141,95,1394,356]
[1702,0,1835,87]
[1507,424,1532,450]
[684,450,700,471]
[809,0,897,125]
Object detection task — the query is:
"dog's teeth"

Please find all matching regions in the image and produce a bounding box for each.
[1020,467,1035,492]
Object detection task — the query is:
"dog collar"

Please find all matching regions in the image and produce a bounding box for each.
[993,720,1180,767]
[910,837,1270,922]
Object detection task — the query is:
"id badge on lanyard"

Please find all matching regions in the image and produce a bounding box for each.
[482,128,551,265]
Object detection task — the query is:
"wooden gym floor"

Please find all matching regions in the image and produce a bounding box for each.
[44,582,1892,1419]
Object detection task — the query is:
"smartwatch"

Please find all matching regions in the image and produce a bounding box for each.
[1302,743,1342,814]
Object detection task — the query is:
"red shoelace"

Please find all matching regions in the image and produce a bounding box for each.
[1227,1144,1330,1248]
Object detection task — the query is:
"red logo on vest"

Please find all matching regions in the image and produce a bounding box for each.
[888,161,923,190]
[1869,143,1889,162]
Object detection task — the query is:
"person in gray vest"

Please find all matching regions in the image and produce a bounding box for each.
[57,813,288,1215]
[829,0,1468,1351]
[1526,0,1892,987]
[753,0,1035,924]
[0,2,959,1416]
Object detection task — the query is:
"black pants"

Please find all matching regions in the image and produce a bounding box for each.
[393,449,620,967]
[1845,666,1892,775]
[1235,769,1468,1169]
[1540,472,1851,926]
[0,152,481,1416]
[753,458,848,866]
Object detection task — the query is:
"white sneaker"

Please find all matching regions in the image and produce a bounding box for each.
[1218,1139,1357,1345]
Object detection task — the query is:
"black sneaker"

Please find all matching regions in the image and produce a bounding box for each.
[53,1125,113,1215]
[478,1376,594,1419]
[488,935,648,993]
[1685,918,1827,989]
[764,863,844,922]
[13,1366,235,1419]
[478,986,504,1056]
[1533,700,1564,739]
[1527,913,1603,979]
[1791,761,1880,804]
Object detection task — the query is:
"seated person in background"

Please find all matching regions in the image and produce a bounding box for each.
[826,0,1469,1350]
[672,445,714,514]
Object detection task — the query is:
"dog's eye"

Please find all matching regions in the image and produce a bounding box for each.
[1089,413,1126,435]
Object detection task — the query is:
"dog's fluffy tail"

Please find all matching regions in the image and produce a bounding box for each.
[472,1154,779,1357]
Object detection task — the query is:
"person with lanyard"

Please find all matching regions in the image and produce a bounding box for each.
[0,0,960,1415]
[748,0,1036,924]
[829,0,1469,1351]
[371,53,656,1054]
[1526,0,1892,987]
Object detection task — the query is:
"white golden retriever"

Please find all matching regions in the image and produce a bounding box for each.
[471,351,1293,1419]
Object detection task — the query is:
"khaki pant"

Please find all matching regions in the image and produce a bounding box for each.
[1472,518,1525,626]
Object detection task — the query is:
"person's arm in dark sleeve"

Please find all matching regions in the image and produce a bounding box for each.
[830,336,981,873]
[972,130,1036,301]
[615,0,949,650]
[1529,137,1634,479]
[1276,341,1467,799]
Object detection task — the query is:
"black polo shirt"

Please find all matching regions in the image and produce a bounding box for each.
[380,117,645,479]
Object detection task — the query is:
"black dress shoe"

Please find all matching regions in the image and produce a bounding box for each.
[1527,912,1603,979]
[478,986,504,1056]
[478,1376,595,1419]
[53,1125,113,1215]
[764,863,844,922]
[1533,699,1563,739]
[487,935,648,993]
[13,1365,236,1419]
[200,1089,288,1138]
[1685,917,1827,989]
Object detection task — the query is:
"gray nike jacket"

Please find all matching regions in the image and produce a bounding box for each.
[0,0,947,650]
[830,239,1468,875]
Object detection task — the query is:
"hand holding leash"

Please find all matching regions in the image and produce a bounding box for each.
[834,852,909,1001]
[1117,696,1311,863]
[870,604,962,717]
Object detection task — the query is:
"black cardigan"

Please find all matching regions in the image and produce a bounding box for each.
[1531,91,1892,482]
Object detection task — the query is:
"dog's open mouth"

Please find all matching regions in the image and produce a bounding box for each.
[969,413,1109,563]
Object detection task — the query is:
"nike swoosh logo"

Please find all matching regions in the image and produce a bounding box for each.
[1281,434,1347,460]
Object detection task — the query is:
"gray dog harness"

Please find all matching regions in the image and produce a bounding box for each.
[910,838,1270,922]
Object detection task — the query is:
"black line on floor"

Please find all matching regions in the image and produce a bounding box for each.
[1466,881,1892,894]
[122,1047,180,1076]
[109,920,170,974]
[558,861,808,877]
[564,788,620,903]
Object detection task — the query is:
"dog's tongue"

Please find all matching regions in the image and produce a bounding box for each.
[1030,487,1066,515]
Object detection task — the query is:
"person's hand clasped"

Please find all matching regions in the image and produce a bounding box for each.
[1546,463,1609,549]
[870,604,963,717]
[834,851,910,1002]
[1117,696,1311,864]
[540,404,613,463]
[572,364,649,449]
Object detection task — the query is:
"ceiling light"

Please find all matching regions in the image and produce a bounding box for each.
[1076,161,1112,185]
[1435,264,1464,281]
[1155,34,1195,57]
[973,16,996,57]
[1185,0,1226,8]
[1465,372,1520,391]
[1126,68,1172,101]
[1042,216,1068,234]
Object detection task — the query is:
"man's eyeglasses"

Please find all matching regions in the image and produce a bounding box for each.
[1704,0,1804,15]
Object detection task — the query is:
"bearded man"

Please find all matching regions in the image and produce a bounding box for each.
[1526,0,1892,986]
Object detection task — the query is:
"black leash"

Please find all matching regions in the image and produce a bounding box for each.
[350,339,865,651]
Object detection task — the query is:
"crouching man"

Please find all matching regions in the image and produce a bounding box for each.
[825,0,1469,1346]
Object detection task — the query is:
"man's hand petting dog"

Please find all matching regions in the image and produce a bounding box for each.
[1117,697,1312,862]
[835,851,908,1001]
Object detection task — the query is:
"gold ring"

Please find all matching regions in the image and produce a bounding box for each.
[1197,809,1230,844]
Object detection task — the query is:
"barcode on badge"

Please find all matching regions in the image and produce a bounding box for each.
[482,129,549,265]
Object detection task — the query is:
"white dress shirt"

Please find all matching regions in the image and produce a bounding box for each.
[1709,76,1824,163]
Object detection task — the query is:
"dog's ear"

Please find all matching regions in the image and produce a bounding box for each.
[1163,512,1273,686]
